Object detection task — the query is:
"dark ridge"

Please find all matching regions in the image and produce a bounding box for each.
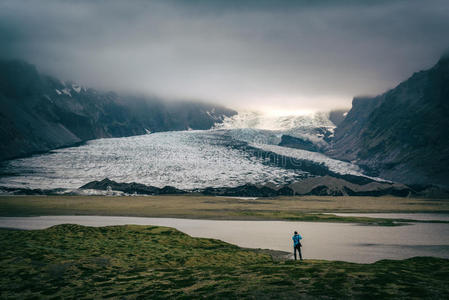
[278,135,320,152]
[76,178,417,198]
[80,178,186,195]
[343,186,412,197]
[201,184,293,197]
[240,143,377,185]
[5,176,447,197]
[328,55,449,187]
[306,185,344,196]
[328,109,348,127]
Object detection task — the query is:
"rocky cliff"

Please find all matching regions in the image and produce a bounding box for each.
[0,60,236,161]
[328,55,449,187]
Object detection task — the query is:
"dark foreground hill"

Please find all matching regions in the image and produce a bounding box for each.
[328,55,449,187]
[1,224,448,299]
[0,60,236,161]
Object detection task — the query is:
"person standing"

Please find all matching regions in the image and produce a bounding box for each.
[292,231,303,260]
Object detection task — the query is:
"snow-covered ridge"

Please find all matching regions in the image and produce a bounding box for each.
[54,83,85,97]
[215,111,335,131]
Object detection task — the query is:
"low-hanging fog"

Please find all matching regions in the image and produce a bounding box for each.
[1,0,449,113]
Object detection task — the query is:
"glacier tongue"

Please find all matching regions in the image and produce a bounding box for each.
[0,111,381,191]
[0,131,307,190]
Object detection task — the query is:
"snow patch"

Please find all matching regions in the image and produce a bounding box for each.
[72,84,82,93]
[61,88,72,97]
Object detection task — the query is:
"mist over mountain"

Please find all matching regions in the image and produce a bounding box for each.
[0,59,236,161]
[328,55,449,187]
[1,0,449,111]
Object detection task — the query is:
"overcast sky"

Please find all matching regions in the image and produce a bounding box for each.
[1,0,449,113]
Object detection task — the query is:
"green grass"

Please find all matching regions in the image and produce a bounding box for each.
[1,224,448,299]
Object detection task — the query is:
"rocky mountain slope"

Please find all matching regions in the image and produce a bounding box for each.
[0,60,236,161]
[328,55,449,187]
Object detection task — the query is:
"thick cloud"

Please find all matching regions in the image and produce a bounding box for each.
[1,0,449,112]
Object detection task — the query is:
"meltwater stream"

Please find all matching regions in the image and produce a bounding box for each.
[1,216,448,263]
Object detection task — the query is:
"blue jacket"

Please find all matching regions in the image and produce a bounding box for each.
[292,234,302,246]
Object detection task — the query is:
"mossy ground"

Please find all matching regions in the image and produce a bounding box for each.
[1,224,448,299]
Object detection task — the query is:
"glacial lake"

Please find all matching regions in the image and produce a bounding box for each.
[1,215,448,263]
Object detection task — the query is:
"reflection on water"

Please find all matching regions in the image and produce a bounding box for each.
[1,216,448,263]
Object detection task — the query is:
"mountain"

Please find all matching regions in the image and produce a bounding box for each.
[328,55,449,187]
[328,109,348,127]
[0,59,236,161]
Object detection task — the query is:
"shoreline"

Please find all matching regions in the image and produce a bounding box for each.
[0,222,447,264]
[1,214,449,264]
[3,213,447,226]
[1,195,449,226]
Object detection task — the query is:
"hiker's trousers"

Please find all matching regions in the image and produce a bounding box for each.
[294,244,302,260]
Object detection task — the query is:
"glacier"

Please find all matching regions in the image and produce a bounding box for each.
[0,131,307,191]
[0,111,380,192]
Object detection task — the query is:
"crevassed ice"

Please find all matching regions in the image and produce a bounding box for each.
[0,131,307,190]
[0,113,384,192]
[216,111,335,131]
[250,143,387,181]
[215,111,335,146]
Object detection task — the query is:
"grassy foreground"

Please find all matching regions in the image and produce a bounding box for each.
[1,225,448,299]
[1,195,449,226]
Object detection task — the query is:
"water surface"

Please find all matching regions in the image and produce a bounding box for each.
[331,213,449,222]
[1,216,448,263]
